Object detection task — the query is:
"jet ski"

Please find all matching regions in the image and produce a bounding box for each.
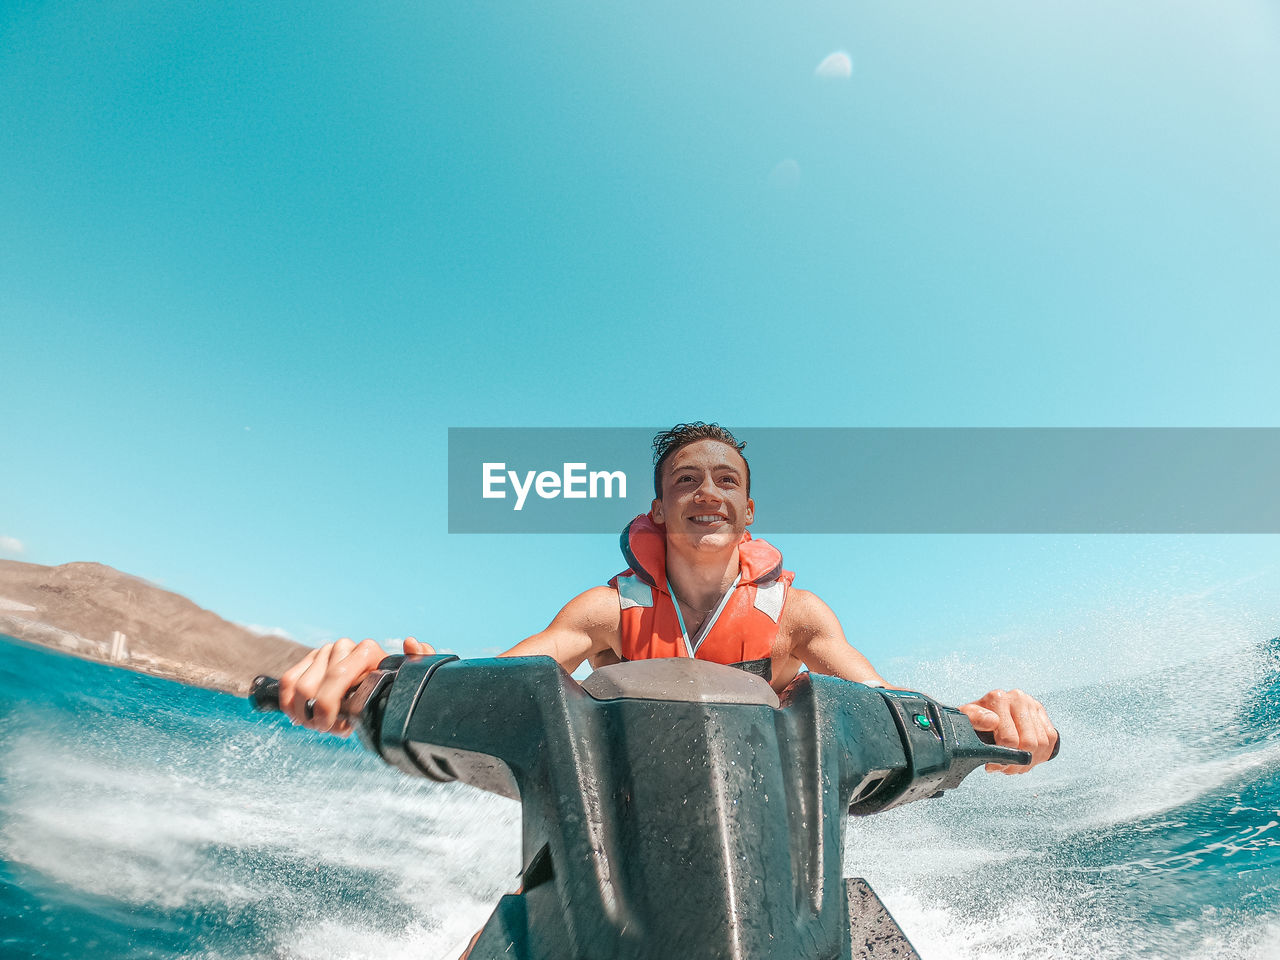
[253,655,1037,960]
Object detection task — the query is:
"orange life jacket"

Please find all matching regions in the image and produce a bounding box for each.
[608,513,794,665]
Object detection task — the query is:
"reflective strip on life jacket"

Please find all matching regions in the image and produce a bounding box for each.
[615,574,653,611]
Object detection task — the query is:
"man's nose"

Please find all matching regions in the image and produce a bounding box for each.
[694,475,720,500]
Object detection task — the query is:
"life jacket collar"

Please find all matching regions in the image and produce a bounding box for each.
[619,512,784,593]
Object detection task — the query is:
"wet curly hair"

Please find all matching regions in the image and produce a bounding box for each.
[651,422,749,498]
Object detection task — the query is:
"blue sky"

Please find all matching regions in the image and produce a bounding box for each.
[3,1,1278,675]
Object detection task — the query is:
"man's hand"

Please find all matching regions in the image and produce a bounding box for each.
[278,636,435,735]
[957,689,1058,774]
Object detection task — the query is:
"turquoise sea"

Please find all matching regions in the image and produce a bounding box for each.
[2,626,1278,960]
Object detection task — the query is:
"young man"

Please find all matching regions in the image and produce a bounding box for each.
[280,423,1058,773]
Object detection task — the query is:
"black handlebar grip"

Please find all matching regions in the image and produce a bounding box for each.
[250,675,281,712]
[976,728,1061,761]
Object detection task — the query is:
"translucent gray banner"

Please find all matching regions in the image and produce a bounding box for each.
[448,428,1280,533]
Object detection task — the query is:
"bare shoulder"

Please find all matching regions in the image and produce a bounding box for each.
[556,584,622,631]
[772,587,843,665]
[779,587,842,637]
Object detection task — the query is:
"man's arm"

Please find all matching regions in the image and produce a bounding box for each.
[497,585,620,670]
[277,587,620,734]
[783,589,893,686]
[784,588,1058,773]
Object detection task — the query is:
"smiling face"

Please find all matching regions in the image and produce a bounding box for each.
[651,439,755,554]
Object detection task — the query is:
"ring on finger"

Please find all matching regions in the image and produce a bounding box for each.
[304,698,317,721]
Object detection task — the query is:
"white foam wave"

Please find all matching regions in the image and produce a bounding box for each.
[0,713,521,959]
[884,893,1280,960]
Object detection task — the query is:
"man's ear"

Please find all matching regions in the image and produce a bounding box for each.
[745,498,755,526]
[651,499,665,524]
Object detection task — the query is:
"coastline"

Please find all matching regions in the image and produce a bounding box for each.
[0,558,310,695]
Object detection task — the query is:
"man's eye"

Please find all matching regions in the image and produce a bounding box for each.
[719,476,738,485]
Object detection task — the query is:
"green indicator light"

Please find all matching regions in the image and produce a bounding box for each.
[913,714,931,729]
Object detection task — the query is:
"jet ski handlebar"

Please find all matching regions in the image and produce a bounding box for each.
[251,654,1035,813]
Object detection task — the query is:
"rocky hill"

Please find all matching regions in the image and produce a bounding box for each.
[0,558,310,695]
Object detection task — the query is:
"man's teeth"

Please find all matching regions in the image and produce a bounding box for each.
[691,515,725,522]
